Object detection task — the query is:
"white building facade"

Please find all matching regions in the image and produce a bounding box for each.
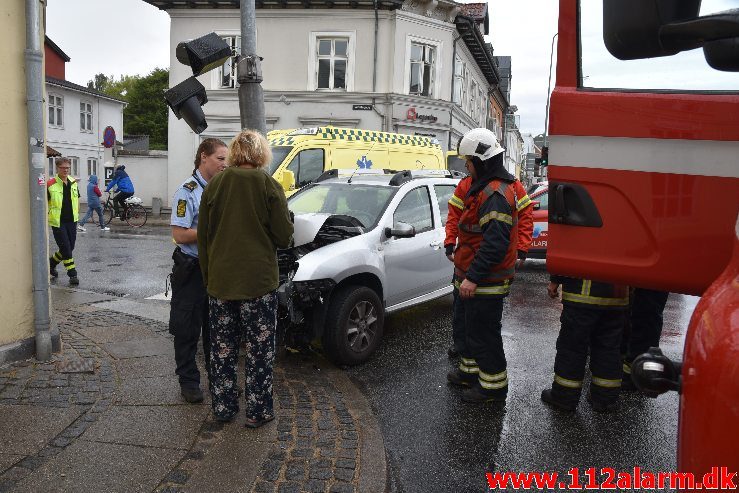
[46,77,126,202]
[143,0,501,205]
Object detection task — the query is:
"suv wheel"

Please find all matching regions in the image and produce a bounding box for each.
[323,285,384,366]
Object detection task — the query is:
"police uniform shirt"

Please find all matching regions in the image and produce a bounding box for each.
[171,169,207,258]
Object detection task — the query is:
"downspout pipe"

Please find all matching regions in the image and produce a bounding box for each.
[448,33,464,150]
[25,0,53,361]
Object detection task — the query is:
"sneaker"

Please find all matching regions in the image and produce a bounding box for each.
[77,224,86,232]
[447,370,477,388]
[541,389,577,412]
[69,276,79,286]
[101,226,111,231]
[180,387,204,403]
[461,385,507,403]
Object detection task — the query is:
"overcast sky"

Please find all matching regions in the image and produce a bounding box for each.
[46,0,737,137]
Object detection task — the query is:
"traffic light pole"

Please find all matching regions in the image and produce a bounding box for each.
[238,0,267,135]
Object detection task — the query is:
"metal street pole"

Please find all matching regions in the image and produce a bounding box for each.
[238,0,266,135]
[543,32,558,148]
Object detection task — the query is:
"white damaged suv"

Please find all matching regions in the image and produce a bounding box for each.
[278,169,461,366]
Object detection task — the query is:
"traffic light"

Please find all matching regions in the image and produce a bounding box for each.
[164,32,231,134]
[540,146,549,167]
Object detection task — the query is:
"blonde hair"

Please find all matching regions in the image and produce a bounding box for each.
[228,129,272,169]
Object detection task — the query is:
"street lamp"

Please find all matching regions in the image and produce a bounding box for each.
[543,32,558,148]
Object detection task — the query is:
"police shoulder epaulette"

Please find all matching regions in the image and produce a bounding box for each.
[183,181,198,191]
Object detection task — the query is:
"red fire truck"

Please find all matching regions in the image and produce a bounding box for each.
[548,0,739,478]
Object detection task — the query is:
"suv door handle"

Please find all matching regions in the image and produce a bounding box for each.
[429,241,442,249]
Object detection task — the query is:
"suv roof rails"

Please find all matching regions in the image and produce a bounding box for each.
[389,169,458,186]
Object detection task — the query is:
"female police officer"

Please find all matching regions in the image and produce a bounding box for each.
[169,138,227,403]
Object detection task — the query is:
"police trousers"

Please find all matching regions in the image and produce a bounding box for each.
[552,304,625,406]
[458,295,508,397]
[169,248,209,390]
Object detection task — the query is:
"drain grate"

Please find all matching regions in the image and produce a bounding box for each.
[56,358,95,373]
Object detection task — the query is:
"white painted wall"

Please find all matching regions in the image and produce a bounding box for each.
[115,153,169,208]
[46,82,125,193]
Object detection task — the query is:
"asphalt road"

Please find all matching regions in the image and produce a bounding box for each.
[347,260,692,493]
[58,225,695,492]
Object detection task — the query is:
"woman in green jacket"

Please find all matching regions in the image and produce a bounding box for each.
[198,129,294,427]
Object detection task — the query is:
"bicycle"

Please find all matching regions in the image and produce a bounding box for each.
[94,192,148,228]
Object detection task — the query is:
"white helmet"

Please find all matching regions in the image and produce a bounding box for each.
[458,128,505,161]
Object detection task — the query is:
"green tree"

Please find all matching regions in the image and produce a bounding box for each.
[123,68,169,150]
[86,69,169,150]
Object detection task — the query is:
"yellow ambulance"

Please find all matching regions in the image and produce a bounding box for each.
[267,126,445,195]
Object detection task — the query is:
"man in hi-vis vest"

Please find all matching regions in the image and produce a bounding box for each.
[47,157,81,285]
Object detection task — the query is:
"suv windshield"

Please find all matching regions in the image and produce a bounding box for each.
[269,146,293,174]
[289,183,396,229]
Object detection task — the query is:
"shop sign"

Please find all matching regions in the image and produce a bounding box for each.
[406,107,438,123]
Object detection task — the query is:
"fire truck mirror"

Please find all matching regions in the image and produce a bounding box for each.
[603,0,700,60]
[630,347,683,398]
[704,36,739,72]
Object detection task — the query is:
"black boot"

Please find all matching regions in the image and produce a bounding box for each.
[49,258,58,278]
[541,389,577,412]
[68,268,79,286]
[447,370,477,388]
[181,386,204,403]
[461,384,506,403]
[587,393,618,413]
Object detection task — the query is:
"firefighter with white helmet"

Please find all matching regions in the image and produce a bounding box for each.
[446,128,532,403]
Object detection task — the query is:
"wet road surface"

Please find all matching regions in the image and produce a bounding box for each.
[348,260,693,493]
[58,229,695,492]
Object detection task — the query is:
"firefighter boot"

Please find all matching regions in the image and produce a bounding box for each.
[447,369,477,388]
[49,252,62,278]
[541,389,577,412]
[587,393,618,413]
[461,383,506,403]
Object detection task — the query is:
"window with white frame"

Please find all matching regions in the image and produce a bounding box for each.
[469,80,478,119]
[87,158,98,177]
[48,157,56,176]
[48,94,63,128]
[409,43,436,97]
[316,38,349,90]
[80,101,93,132]
[218,35,241,89]
[68,157,79,177]
[453,57,464,104]
[479,89,486,124]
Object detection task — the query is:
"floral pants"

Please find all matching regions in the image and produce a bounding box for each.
[208,291,277,421]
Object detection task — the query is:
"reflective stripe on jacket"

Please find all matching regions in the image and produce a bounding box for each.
[47,176,79,227]
[453,179,518,290]
[552,276,629,309]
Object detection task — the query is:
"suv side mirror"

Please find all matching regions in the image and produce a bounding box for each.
[281,170,296,191]
[384,222,416,239]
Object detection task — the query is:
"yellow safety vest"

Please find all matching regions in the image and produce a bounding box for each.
[47,175,80,227]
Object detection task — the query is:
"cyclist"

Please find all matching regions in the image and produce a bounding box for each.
[105,164,135,219]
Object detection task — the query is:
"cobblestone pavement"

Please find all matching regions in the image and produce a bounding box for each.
[0,294,386,493]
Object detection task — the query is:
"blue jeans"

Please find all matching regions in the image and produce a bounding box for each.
[79,205,104,228]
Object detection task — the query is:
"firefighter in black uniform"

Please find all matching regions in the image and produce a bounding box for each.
[445,128,525,404]
[621,289,670,389]
[542,277,630,412]
[169,138,227,403]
